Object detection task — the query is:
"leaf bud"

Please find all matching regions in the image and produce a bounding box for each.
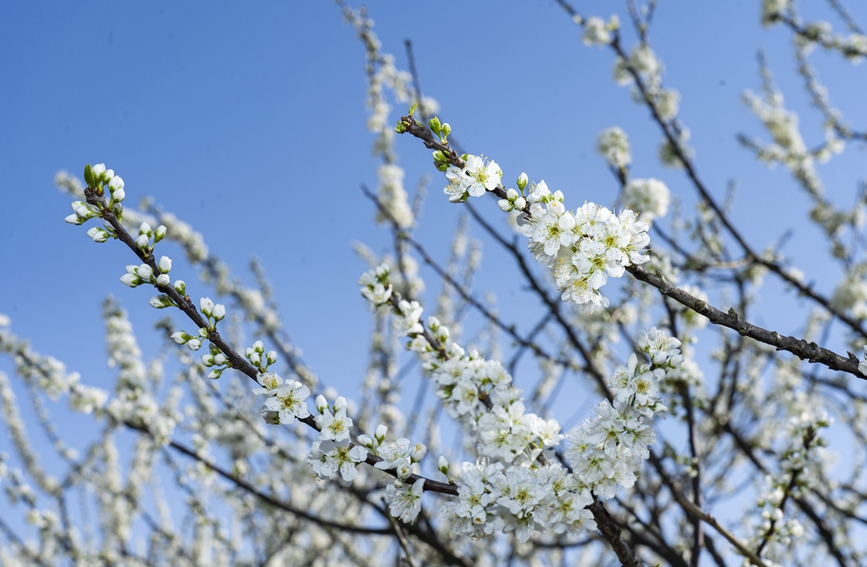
[83,164,95,187]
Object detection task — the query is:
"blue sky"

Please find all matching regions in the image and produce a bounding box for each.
[1,0,866,544]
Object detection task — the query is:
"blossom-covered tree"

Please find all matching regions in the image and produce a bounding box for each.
[2,1,867,566]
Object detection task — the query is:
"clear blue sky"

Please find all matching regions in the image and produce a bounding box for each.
[1,0,865,529]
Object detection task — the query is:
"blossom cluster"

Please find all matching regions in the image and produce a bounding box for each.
[519,180,651,309]
[443,155,502,203]
[621,178,671,223]
[749,409,831,550]
[596,126,631,169]
[565,328,681,498]
[358,264,684,539]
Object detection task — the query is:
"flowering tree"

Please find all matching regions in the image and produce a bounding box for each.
[2,0,867,565]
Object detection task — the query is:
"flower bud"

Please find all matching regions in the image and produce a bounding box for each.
[87,227,108,243]
[155,274,170,287]
[432,150,447,162]
[357,434,373,448]
[201,354,215,366]
[112,188,125,202]
[249,351,261,366]
[334,396,347,410]
[375,424,388,441]
[498,199,512,212]
[513,197,526,210]
[252,340,264,353]
[411,443,426,462]
[212,303,226,321]
[139,222,152,236]
[173,280,186,295]
[120,273,140,287]
[438,455,449,473]
[154,225,167,242]
[135,234,149,249]
[91,163,106,180]
[65,213,83,225]
[171,331,189,344]
[547,201,565,216]
[208,367,224,380]
[109,176,124,191]
[266,351,278,365]
[104,169,114,181]
[440,122,451,138]
[316,395,328,414]
[428,116,441,135]
[137,264,153,280]
[200,297,214,316]
[149,294,174,309]
[517,172,529,190]
[506,188,518,201]
[158,256,172,273]
[186,338,202,351]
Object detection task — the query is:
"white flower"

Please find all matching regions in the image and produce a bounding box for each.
[445,155,502,201]
[386,478,425,523]
[252,372,283,396]
[308,439,368,482]
[158,256,172,273]
[394,300,423,337]
[262,380,311,424]
[374,438,413,477]
[315,405,353,442]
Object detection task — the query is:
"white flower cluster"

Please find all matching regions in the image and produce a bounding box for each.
[1,316,109,425]
[254,373,310,425]
[790,19,867,63]
[761,0,788,27]
[596,126,631,169]
[518,180,650,308]
[382,296,561,466]
[742,84,829,194]
[63,163,125,227]
[581,16,612,46]
[307,396,370,483]
[622,178,671,222]
[358,263,393,305]
[833,268,867,323]
[443,461,596,542]
[565,328,681,498]
[444,155,503,203]
[103,300,178,445]
[375,164,414,229]
[358,270,678,540]
[749,410,830,550]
